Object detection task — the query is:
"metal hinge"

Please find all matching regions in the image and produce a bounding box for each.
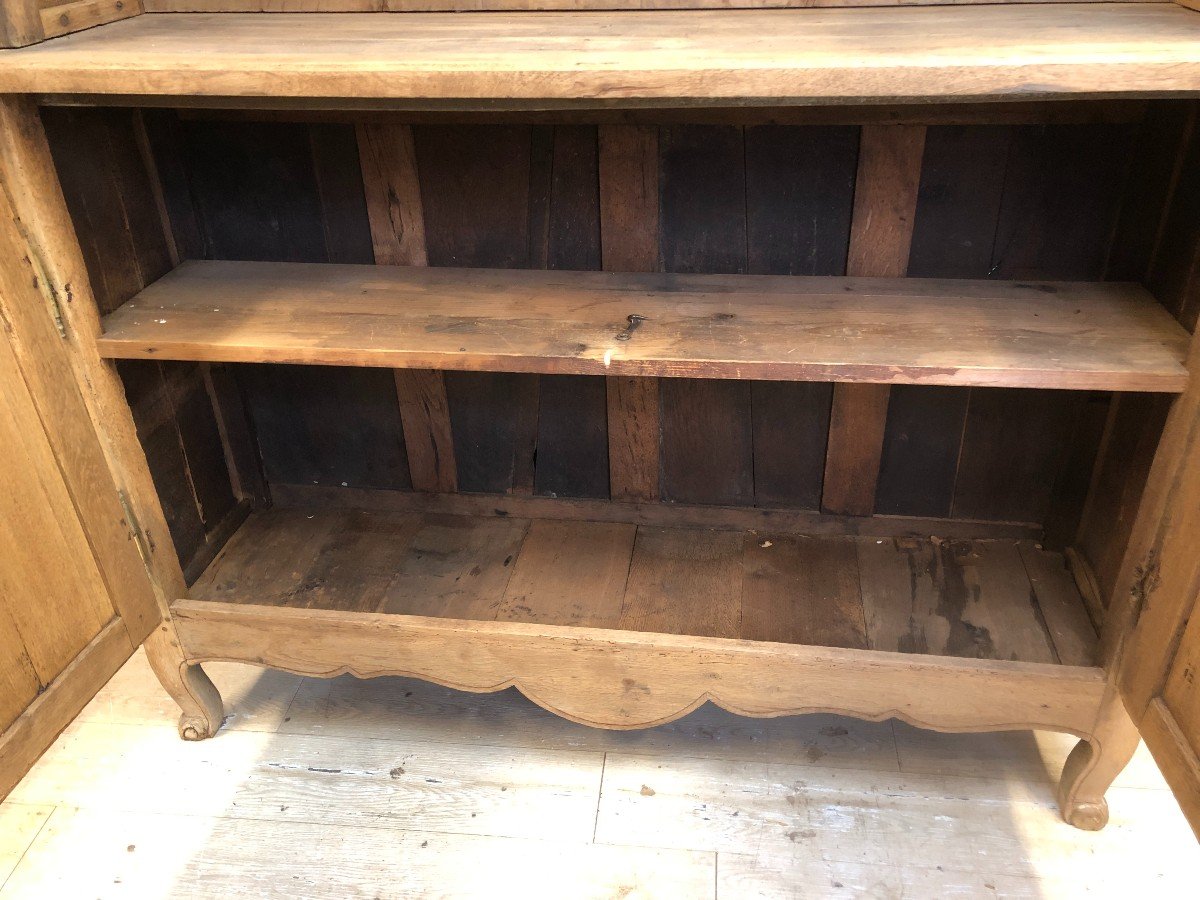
[117,489,151,567]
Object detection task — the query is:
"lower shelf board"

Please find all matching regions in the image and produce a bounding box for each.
[188,506,1097,667]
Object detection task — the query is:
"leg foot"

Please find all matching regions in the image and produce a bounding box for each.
[145,624,224,741]
[1057,685,1139,831]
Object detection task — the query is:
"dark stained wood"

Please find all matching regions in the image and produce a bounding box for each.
[660,378,753,507]
[534,375,609,500]
[743,125,850,514]
[907,124,1013,279]
[875,385,969,519]
[598,124,659,273]
[139,108,206,262]
[745,124,858,277]
[660,124,746,276]
[547,125,602,272]
[951,389,1078,524]
[309,122,374,265]
[1147,105,1200,331]
[599,124,660,503]
[180,119,330,262]
[355,120,458,495]
[190,506,1095,664]
[822,124,925,517]
[1042,391,1111,551]
[415,123,542,498]
[444,371,539,495]
[990,123,1134,280]
[201,362,268,507]
[1074,392,1173,606]
[1107,102,1195,283]
[239,363,412,492]
[742,534,867,648]
[658,125,751,510]
[751,382,831,511]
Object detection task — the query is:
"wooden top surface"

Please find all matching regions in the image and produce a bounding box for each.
[1,5,1199,103]
[96,260,1191,391]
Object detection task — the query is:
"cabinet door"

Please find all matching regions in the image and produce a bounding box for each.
[1110,329,1200,838]
[0,97,165,800]
[0,330,157,799]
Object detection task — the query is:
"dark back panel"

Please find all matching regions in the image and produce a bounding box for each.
[154,112,1138,527]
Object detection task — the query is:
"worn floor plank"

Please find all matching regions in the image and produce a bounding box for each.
[3,648,1195,898]
[190,509,1095,664]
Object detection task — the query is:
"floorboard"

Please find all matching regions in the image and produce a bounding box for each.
[1,648,1195,898]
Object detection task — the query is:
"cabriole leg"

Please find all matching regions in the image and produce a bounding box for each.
[144,624,224,741]
[1057,684,1140,830]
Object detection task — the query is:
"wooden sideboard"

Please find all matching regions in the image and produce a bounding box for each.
[1,0,1199,839]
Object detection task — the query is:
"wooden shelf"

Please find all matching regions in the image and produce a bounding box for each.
[2,6,1200,105]
[189,506,1098,668]
[97,260,1191,392]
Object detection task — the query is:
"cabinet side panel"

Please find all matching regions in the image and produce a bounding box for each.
[42,106,240,577]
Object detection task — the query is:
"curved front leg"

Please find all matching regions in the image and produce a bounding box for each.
[1057,682,1140,830]
[144,624,224,740]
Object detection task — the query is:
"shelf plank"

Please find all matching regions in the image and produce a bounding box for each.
[98,259,1191,392]
[2,6,1200,103]
[187,506,1100,668]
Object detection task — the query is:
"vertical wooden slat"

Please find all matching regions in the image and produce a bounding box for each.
[599,124,660,502]
[358,122,456,493]
[821,124,926,516]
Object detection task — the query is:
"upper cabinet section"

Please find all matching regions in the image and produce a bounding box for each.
[1,4,1200,105]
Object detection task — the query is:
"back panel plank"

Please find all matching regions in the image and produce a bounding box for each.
[822,124,926,516]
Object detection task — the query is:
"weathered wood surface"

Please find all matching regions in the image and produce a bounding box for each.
[173,596,1105,737]
[0,0,141,48]
[188,507,1096,668]
[97,260,1191,391]
[3,7,1200,102]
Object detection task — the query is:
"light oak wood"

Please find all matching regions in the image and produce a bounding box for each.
[97,259,1192,392]
[140,0,1164,9]
[1139,697,1200,839]
[0,619,134,801]
[0,95,220,745]
[3,7,1200,103]
[173,598,1107,737]
[0,0,140,48]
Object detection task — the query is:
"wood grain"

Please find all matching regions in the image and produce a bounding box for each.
[97,260,1191,392]
[3,7,1199,102]
[172,598,1106,736]
[188,506,1096,668]
[821,124,926,516]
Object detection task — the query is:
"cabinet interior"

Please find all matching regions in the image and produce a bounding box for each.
[43,99,1199,673]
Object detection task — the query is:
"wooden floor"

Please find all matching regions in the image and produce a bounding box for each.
[1,647,1196,897]
[191,508,1097,666]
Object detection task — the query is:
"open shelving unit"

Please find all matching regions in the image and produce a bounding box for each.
[5,0,1199,835]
